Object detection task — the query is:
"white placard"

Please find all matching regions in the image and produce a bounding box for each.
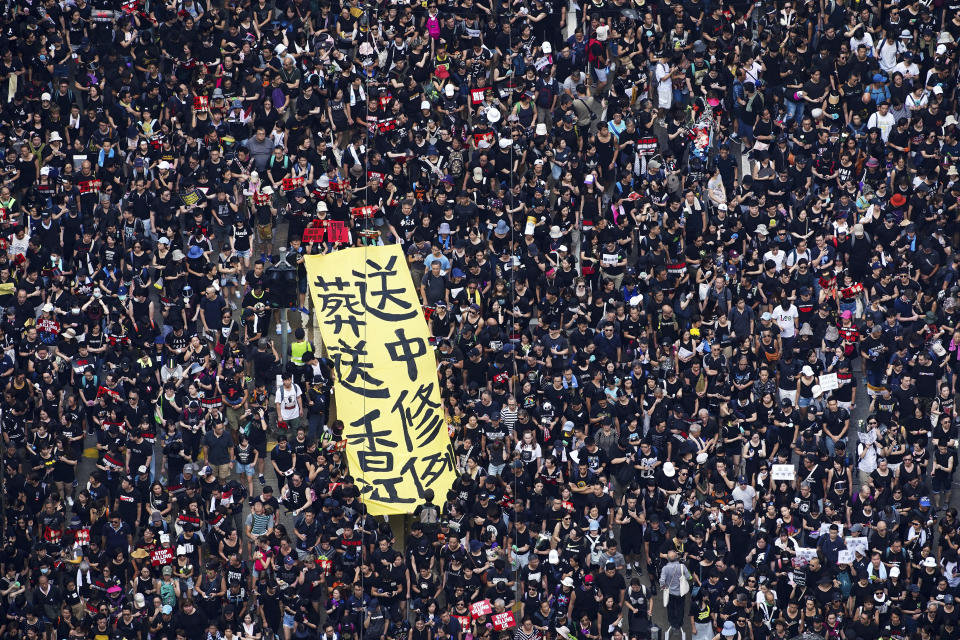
[796,547,818,562]
[819,523,843,536]
[845,536,868,555]
[837,550,854,564]
[771,464,796,481]
[819,373,839,391]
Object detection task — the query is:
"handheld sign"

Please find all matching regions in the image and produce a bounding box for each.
[845,537,868,556]
[282,177,305,191]
[492,612,515,631]
[771,464,796,481]
[470,600,492,619]
[819,373,839,392]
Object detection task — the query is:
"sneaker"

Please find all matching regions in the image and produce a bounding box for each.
[258,474,266,484]
[276,323,282,335]
[66,496,74,507]
[299,306,310,315]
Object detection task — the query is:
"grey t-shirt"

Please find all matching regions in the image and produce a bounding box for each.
[420,272,447,305]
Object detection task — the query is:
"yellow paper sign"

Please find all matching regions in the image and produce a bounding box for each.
[304,245,456,516]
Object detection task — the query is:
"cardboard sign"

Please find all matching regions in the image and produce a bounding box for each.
[837,550,854,564]
[470,599,493,619]
[792,567,806,587]
[378,94,393,109]
[151,547,174,566]
[534,55,552,71]
[282,176,305,191]
[78,179,101,194]
[472,131,495,147]
[845,536,868,555]
[253,192,271,205]
[492,612,516,631]
[796,547,818,562]
[181,189,202,206]
[819,373,839,392]
[376,118,397,133]
[453,615,471,633]
[524,215,536,236]
[37,318,60,334]
[303,225,326,243]
[470,88,486,105]
[771,464,796,481]
[193,96,209,111]
[819,523,842,536]
[840,283,864,298]
[350,205,378,218]
[96,386,121,400]
[637,137,658,156]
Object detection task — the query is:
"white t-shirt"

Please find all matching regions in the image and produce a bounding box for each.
[868,111,896,142]
[876,38,902,72]
[275,383,303,420]
[763,249,785,272]
[893,62,920,82]
[849,33,875,56]
[731,484,757,511]
[773,304,799,338]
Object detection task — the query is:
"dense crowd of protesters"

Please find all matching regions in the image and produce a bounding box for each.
[6,1,960,640]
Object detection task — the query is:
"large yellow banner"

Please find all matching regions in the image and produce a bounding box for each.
[304,245,456,516]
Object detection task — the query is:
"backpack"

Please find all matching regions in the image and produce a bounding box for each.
[426,15,440,39]
[448,149,465,178]
[419,503,439,524]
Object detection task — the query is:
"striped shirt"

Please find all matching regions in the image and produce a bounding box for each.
[245,512,274,536]
[500,406,518,434]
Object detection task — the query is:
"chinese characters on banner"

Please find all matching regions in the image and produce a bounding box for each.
[304,245,457,516]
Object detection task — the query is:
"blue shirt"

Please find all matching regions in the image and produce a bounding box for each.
[423,253,450,272]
